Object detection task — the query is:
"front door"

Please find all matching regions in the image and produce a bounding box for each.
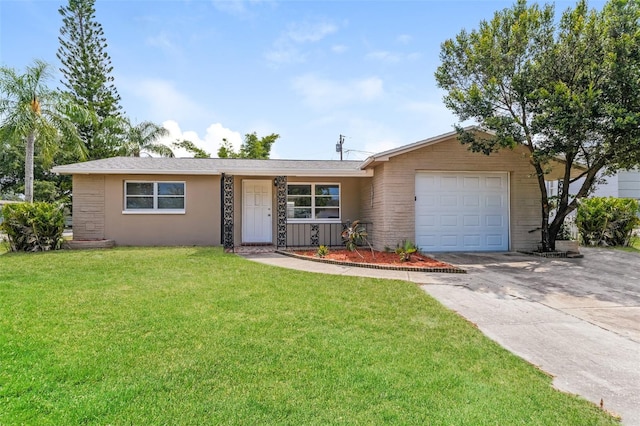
[242,180,272,243]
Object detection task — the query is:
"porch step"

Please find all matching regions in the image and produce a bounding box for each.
[232,245,277,254]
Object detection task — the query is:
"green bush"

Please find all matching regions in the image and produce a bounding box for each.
[0,202,65,252]
[576,197,640,247]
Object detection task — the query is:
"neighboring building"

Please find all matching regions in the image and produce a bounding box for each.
[52,129,570,252]
[547,168,640,203]
[590,169,640,201]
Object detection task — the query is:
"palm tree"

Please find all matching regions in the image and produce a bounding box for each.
[119,120,174,157]
[0,60,84,202]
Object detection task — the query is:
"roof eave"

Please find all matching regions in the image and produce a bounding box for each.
[51,168,221,176]
[52,167,373,177]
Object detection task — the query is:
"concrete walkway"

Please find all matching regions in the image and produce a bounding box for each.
[241,249,640,425]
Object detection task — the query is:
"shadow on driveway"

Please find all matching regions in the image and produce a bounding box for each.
[432,248,640,342]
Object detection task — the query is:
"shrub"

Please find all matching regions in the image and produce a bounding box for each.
[395,240,418,262]
[341,220,374,258]
[576,197,640,247]
[0,202,65,252]
[316,245,329,258]
[341,220,368,252]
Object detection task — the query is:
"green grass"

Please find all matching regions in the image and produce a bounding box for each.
[0,247,617,425]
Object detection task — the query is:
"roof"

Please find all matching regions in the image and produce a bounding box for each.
[360,126,479,168]
[51,156,373,177]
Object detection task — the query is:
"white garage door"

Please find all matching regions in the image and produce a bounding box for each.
[415,172,509,252]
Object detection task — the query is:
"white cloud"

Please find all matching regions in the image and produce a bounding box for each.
[159,120,242,158]
[396,34,412,44]
[366,50,401,63]
[331,44,348,54]
[285,21,337,43]
[366,50,421,63]
[291,74,384,109]
[146,32,180,56]
[264,47,305,65]
[211,0,275,18]
[265,19,338,66]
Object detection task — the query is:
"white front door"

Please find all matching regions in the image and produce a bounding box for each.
[242,180,273,243]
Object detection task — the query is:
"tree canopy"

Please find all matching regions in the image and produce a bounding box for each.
[57,0,123,159]
[118,120,174,158]
[173,140,211,158]
[0,60,84,202]
[217,132,280,159]
[435,0,640,251]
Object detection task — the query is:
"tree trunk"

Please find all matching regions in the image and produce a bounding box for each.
[24,131,35,202]
[534,162,552,251]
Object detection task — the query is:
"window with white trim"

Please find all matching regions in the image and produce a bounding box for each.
[287,183,340,221]
[124,181,185,212]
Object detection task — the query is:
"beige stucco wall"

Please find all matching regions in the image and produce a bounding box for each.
[364,135,542,252]
[72,175,106,240]
[79,174,221,246]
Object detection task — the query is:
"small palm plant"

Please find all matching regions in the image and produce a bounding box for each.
[395,239,418,262]
[341,220,374,258]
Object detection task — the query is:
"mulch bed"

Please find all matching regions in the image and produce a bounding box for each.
[281,248,465,273]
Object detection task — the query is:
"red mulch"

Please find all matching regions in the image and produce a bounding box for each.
[293,249,454,270]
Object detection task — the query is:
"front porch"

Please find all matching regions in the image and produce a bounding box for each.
[221,174,372,251]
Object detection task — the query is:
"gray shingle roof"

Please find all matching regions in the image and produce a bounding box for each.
[52,157,371,177]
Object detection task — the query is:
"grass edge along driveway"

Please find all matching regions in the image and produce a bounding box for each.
[0,247,619,425]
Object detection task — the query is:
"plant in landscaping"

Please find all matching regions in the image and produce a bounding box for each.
[0,202,65,252]
[341,220,374,258]
[395,239,418,262]
[316,245,329,258]
[576,197,640,247]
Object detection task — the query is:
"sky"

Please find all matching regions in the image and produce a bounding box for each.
[1,0,607,160]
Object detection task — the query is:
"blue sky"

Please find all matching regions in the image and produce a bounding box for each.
[1,0,606,160]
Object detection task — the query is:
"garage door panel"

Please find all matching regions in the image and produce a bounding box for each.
[463,235,481,247]
[440,235,459,247]
[440,215,458,226]
[419,195,437,207]
[486,234,505,247]
[416,214,437,227]
[486,215,503,227]
[463,215,480,226]
[418,235,438,248]
[463,177,480,189]
[440,176,458,190]
[440,195,458,207]
[485,194,503,207]
[485,176,504,189]
[463,195,480,207]
[416,172,509,252]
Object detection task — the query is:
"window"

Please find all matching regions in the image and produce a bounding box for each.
[287,183,340,221]
[124,181,185,213]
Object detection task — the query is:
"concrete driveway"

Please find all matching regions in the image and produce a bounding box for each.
[243,247,640,424]
[424,248,640,425]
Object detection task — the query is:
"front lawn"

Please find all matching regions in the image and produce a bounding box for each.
[0,247,617,424]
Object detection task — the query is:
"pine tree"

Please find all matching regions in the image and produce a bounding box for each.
[57,0,123,159]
